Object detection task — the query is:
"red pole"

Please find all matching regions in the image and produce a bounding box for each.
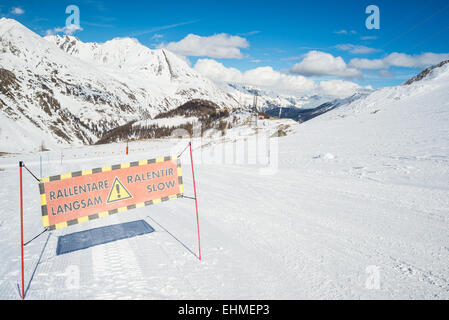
[19,162,25,300]
[189,143,202,261]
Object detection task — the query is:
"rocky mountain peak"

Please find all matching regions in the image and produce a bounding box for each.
[404,60,449,85]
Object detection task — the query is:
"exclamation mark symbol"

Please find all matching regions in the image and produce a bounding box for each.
[116,184,121,198]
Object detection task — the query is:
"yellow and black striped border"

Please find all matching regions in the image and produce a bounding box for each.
[39,155,183,231]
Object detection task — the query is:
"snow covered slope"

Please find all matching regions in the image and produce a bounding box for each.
[0,18,237,152]
[0,60,448,299]
[45,34,237,111]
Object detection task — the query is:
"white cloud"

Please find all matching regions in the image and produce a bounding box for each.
[334,30,357,35]
[195,59,368,98]
[318,80,369,98]
[349,58,386,70]
[194,59,315,93]
[46,24,83,36]
[349,52,449,70]
[130,20,198,37]
[239,30,261,36]
[194,59,243,83]
[161,33,249,59]
[384,52,449,68]
[378,70,395,78]
[281,56,303,61]
[11,7,25,15]
[151,34,163,41]
[360,36,378,40]
[334,44,379,54]
[290,51,362,78]
[245,67,316,91]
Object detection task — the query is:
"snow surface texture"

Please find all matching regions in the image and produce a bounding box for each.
[0,61,448,299]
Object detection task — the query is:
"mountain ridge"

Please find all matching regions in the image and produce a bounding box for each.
[0,18,238,152]
[403,59,449,85]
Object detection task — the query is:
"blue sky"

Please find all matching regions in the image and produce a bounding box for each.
[2,0,449,91]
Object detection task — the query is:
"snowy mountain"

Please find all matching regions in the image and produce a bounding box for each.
[403,59,449,85]
[332,59,449,118]
[219,82,336,110]
[218,81,373,114]
[0,18,238,152]
[264,92,370,122]
[44,34,237,110]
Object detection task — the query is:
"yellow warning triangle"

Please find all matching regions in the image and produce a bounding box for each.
[107,177,132,203]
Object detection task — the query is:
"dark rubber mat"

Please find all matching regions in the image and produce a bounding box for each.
[56,220,154,255]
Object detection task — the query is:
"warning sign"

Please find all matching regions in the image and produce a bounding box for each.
[107,177,133,203]
[38,155,183,230]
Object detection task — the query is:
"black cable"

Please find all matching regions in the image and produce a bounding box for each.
[20,162,41,183]
[24,228,48,247]
[181,195,196,200]
[177,142,191,158]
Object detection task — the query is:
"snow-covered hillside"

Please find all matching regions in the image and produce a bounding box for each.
[45,34,237,111]
[0,18,237,152]
[0,59,448,299]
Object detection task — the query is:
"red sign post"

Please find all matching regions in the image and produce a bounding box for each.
[189,143,202,261]
[19,162,25,300]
